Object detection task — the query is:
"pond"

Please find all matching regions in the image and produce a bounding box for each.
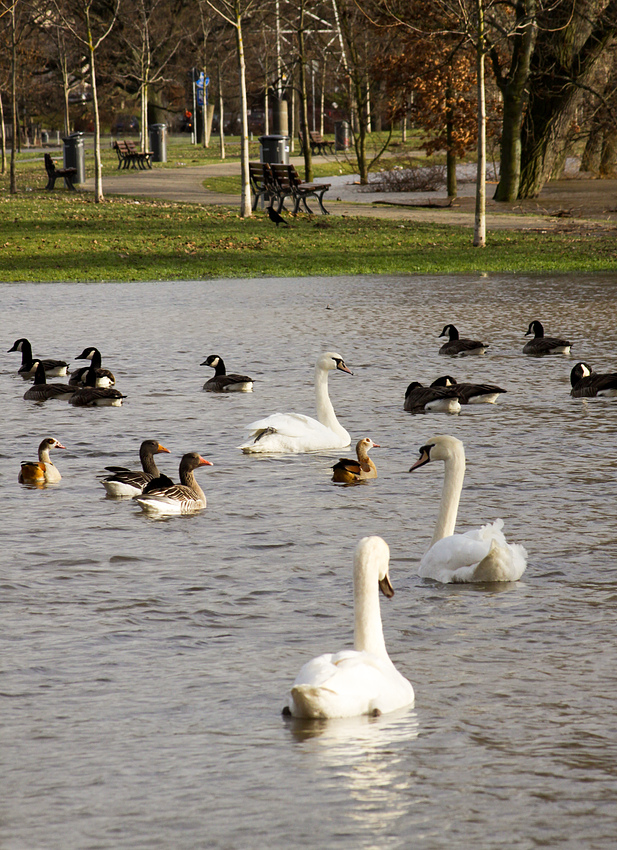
[2,274,616,849]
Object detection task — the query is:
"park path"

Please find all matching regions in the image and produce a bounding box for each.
[84,156,617,232]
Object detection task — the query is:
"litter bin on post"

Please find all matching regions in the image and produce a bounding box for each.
[334,120,351,151]
[149,123,167,162]
[259,134,289,165]
[62,132,85,184]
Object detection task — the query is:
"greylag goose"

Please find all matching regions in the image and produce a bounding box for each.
[409,435,527,582]
[69,365,126,406]
[8,337,69,379]
[201,354,253,392]
[523,320,571,355]
[18,437,66,485]
[70,347,116,387]
[102,440,171,496]
[133,452,213,515]
[570,362,617,397]
[404,381,460,414]
[430,375,507,404]
[23,362,77,401]
[438,324,489,356]
[282,536,414,719]
[239,352,352,453]
[332,437,380,483]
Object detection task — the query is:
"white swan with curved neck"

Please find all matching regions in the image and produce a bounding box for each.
[409,435,527,583]
[239,352,352,453]
[283,536,415,719]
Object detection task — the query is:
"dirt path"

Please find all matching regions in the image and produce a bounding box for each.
[87,159,617,233]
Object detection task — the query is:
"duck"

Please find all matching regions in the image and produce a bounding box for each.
[239,352,353,453]
[404,381,461,414]
[438,324,489,356]
[430,375,507,405]
[101,440,171,497]
[523,320,571,356]
[332,437,380,483]
[69,365,126,407]
[133,452,213,515]
[409,435,527,583]
[23,361,77,401]
[282,536,415,719]
[69,347,116,387]
[201,354,253,392]
[8,337,69,379]
[18,437,66,485]
[570,362,617,398]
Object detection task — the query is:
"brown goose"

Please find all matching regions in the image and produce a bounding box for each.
[438,324,489,356]
[201,354,253,392]
[102,440,171,496]
[70,346,116,387]
[570,362,617,398]
[8,337,69,379]
[430,375,507,405]
[133,452,213,515]
[18,437,66,485]
[23,362,77,401]
[332,437,380,483]
[69,364,126,406]
[523,320,571,356]
[404,381,461,414]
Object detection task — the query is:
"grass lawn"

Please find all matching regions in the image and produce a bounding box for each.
[0,134,615,282]
[0,192,615,282]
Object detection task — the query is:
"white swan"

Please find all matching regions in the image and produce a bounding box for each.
[409,435,527,583]
[283,536,415,719]
[239,351,352,453]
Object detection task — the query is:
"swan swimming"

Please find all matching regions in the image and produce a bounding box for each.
[239,351,352,453]
[283,536,414,719]
[409,435,527,583]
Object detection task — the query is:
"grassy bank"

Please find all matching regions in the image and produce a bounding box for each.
[0,193,615,282]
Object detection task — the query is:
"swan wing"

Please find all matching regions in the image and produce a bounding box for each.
[287,650,414,719]
[419,520,527,582]
[240,413,348,453]
[246,412,328,439]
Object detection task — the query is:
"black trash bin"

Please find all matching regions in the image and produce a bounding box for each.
[62,132,85,184]
[149,123,167,163]
[334,120,351,151]
[259,134,289,165]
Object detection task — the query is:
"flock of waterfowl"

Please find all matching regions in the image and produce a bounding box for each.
[10,320,617,719]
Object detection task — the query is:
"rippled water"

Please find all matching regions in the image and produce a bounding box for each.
[2,274,617,850]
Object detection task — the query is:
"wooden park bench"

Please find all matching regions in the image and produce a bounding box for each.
[270,163,331,215]
[309,131,334,155]
[249,161,277,210]
[124,139,153,169]
[113,140,152,170]
[44,153,77,191]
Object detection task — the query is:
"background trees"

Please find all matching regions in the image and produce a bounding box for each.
[1,0,616,203]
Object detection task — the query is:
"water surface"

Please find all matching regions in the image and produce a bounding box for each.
[1,274,617,849]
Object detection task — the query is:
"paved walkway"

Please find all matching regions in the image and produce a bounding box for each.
[84,155,617,232]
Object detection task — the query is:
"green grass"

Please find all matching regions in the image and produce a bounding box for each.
[0,192,615,282]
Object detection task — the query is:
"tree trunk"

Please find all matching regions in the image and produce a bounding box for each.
[235,7,252,217]
[0,91,6,174]
[217,59,225,159]
[518,0,617,198]
[600,132,617,175]
[445,83,457,198]
[581,126,603,173]
[298,0,313,182]
[87,16,104,202]
[492,0,537,202]
[474,0,486,248]
[10,2,17,194]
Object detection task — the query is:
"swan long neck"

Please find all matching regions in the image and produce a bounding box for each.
[353,562,389,659]
[431,451,465,546]
[314,364,346,437]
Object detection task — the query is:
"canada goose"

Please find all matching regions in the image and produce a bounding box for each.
[404,381,461,414]
[570,362,617,397]
[430,375,507,404]
[523,320,571,355]
[438,324,489,356]
[201,355,253,392]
